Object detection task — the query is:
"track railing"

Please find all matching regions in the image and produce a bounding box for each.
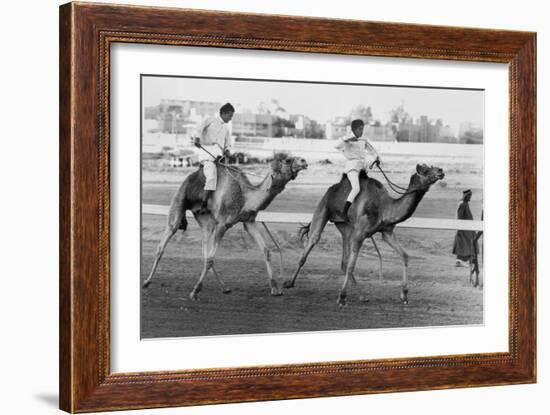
[142,204,483,231]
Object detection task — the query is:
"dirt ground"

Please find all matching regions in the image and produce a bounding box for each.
[141,157,483,338]
[141,179,484,338]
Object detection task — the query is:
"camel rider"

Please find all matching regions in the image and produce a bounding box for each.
[335,119,381,221]
[193,102,235,212]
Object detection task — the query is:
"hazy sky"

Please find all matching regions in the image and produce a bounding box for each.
[142,76,484,134]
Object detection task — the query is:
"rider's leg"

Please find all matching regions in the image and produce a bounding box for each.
[201,160,217,212]
[343,169,360,221]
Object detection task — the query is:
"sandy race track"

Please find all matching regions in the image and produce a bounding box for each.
[140,159,484,338]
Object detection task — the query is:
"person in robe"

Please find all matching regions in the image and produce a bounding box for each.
[452,189,478,266]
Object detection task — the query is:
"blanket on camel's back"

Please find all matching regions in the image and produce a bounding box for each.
[326,169,387,223]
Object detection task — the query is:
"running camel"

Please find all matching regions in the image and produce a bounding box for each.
[143,153,308,300]
[284,164,445,306]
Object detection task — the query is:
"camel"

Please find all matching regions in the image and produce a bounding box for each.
[284,164,445,306]
[142,153,308,300]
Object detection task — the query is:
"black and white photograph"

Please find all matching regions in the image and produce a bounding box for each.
[140,75,484,339]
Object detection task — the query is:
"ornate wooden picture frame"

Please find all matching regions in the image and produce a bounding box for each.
[59,2,536,412]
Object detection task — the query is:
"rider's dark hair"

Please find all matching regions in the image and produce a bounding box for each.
[351,119,364,131]
[219,103,235,114]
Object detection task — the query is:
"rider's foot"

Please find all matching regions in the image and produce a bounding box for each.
[198,201,210,215]
[342,201,352,222]
[199,190,213,214]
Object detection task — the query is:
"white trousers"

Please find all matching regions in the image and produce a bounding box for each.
[203,160,217,191]
[346,169,360,203]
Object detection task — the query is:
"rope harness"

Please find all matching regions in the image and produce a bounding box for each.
[198,144,270,190]
[369,160,429,195]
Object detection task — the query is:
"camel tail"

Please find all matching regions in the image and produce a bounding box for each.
[298,223,311,242]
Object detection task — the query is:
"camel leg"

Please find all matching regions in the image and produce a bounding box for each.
[143,226,177,288]
[198,228,231,294]
[189,230,214,300]
[337,237,364,306]
[262,222,284,279]
[196,222,230,294]
[342,238,350,273]
[284,209,329,289]
[212,266,231,294]
[469,258,480,288]
[284,241,315,289]
[244,222,282,296]
[143,201,187,288]
[335,223,351,273]
[382,230,410,304]
[190,225,226,300]
[370,236,384,282]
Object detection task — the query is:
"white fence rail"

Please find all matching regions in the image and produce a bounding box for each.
[142,204,483,231]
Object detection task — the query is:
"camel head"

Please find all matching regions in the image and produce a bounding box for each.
[269,153,308,185]
[414,164,445,189]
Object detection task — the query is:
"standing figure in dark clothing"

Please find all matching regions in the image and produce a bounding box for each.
[452,189,478,267]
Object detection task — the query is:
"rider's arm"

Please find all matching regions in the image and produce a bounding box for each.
[193,117,208,146]
[223,125,232,153]
[334,137,345,150]
[364,138,380,161]
[341,135,357,142]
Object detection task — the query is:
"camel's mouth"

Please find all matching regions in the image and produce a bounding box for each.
[435,171,445,181]
[294,158,308,171]
[289,159,308,180]
[428,168,445,183]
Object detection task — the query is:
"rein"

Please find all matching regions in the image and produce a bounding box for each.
[220,162,271,190]
[197,144,274,190]
[369,160,429,195]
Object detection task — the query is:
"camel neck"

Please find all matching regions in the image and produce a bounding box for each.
[243,172,287,212]
[387,174,427,224]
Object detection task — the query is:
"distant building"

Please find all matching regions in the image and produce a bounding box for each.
[145,99,223,134]
[157,99,222,118]
[143,119,159,133]
[458,122,483,144]
[288,114,312,138]
[364,125,397,142]
[325,116,349,139]
[394,116,459,143]
[232,113,274,137]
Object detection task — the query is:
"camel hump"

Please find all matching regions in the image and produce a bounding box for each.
[340,169,384,190]
[325,170,386,222]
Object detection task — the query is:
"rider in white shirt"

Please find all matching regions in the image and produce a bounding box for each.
[335,119,381,221]
[193,103,235,212]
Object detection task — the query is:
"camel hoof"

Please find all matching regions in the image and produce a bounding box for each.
[142,280,151,288]
[271,288,284,296]
[189,291,200,301]
[359,295,370,303]
[222,288,232,294]
[282,280,295,289]
[337,294,347,307]
[400,289,409,305]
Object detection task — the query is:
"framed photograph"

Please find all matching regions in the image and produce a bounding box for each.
[59,2,536,412]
